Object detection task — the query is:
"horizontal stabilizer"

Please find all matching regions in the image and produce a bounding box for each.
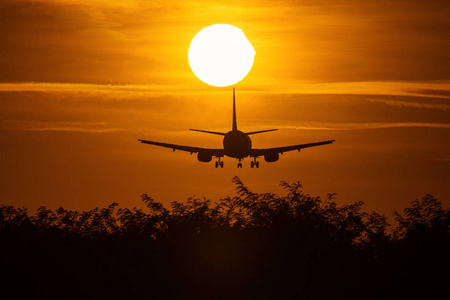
[246,129,278,135]
[190,129,227,136]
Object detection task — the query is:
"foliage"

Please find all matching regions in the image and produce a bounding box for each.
[0,177,448,299]
[394,194,450,239]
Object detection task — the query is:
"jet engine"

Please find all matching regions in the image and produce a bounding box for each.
[197,151,212,162]
[264,152,279,162]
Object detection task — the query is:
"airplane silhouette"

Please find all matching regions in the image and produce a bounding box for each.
[138,88,335,168]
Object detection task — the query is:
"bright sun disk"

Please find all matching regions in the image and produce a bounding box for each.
[188,24,256,87]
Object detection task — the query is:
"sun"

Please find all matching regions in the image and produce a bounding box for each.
[188,24,256,87]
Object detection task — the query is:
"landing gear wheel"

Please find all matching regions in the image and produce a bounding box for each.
[237,163,242,168]
[215,158,223,168]
[251,158,260,168]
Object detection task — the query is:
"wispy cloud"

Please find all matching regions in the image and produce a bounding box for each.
[270,81,450,99]
[1,120,121,133]
[0,82,165,93]
[254,121,450,131]
[1,0,449,85]
[362,97,450,111]
[406,89,450,98]
[1,81,450,98]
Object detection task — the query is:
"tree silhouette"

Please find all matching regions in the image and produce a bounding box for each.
[0,177,448,299]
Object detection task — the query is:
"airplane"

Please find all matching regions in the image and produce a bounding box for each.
[138,88,335,168]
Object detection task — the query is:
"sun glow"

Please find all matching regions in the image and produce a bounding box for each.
[188,24,256,87]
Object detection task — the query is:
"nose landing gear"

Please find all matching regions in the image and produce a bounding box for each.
[237,158,243,168]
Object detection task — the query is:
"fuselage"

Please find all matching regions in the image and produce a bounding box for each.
[223,130,252,158]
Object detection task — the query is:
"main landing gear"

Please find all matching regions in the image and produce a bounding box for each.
[235,158,260,168]
[237,158,243,168]
[216,158,260,168]
[251,157,260,168]
[215,158,224,168]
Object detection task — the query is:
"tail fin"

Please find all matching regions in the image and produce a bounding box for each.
[232,87,237,131]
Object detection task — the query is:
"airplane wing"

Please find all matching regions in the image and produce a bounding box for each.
[250,140,335,157]
[138,139,225,157]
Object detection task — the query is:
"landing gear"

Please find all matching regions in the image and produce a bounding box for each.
[237,158,243,168]
[251,157,260,168]
[215,158,224,168]
[250,161,260,168]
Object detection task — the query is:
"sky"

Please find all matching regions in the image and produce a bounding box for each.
[1,0,449,217]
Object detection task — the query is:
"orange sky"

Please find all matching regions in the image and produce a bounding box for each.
[1,0,449,216]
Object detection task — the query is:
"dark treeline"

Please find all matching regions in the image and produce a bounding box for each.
[1,177,449,299]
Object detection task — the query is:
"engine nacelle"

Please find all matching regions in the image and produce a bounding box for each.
[197,151,212,163]
[264,152,279,163]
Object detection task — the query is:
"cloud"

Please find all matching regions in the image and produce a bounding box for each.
[276,122,450,131]
[0,81,448,137]
[1,0,449,85]
[362,97,450,111]
[1,120,121,133]
[0,0,171,84]
[1,80,450,96]
[407,89,450,98]
[0,82,166,93]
